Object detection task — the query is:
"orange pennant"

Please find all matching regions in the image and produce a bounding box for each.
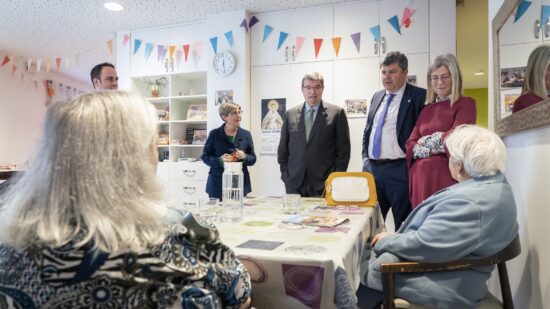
[169,45,176,59]
[1,56,9,66]
[313,38,323,59]
[107,40,113,54]
[183,44,190,61]
[332,37,342,57]
[55,58,62,71]
[11,65,16,76]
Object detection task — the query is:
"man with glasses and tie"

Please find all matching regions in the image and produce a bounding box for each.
[278,72,350,197]
[362,52,426,230]
[90,62,118,90]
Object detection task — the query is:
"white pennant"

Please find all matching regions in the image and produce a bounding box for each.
[36,59,42,72]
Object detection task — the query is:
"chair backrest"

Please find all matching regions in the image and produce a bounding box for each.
[323,172,377,206]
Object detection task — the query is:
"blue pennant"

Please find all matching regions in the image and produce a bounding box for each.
[224,31,234,48]
[210,37,218,54]
[262,25,274,43]
[277,32,288,50]
[133,39,142,55]
[369,25,381,44]
[388,15,401,34]
[515,0,532,22]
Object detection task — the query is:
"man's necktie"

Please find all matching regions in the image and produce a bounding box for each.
[371,93,395,159]
[305,108,315,141]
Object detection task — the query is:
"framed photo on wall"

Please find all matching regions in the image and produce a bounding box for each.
[186,104,207,121]
[192,129,207,145]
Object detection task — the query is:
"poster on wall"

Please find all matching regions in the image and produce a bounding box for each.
[500,89,521,118]
[215,89,234,106]
[344,99,369,118]
[260,98,286,155]
[500,66,526,88]
[44,79,86,106]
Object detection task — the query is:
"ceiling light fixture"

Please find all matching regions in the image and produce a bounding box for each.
[104,2,124,11]
[473,70,485,76]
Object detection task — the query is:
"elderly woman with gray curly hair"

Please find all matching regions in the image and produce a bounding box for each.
[358,125,518,309]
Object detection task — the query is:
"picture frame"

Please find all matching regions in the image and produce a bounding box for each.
[215,89,234,106]
[344,99,369,118]
[192,129,207,145]
[186,104,207,121]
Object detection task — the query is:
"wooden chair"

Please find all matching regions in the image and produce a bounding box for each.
[380,235,521,309]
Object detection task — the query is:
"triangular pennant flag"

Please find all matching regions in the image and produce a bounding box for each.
[144,43,154,60]
[224,31,234,48]
[64,58,70,71]
[370,25,381,44]
[46,59,51,73]
[240,18,249,32]
[210,37,218,53]
[515,0,532,22]
[123,34,130,46]
[401,7,415,28]
[541,5,550,26]
[55,58,62,71]
[175,50,182,68]
[133,39,142,54]
[27,58,32,71]
[277,32,288,50]
[11,65,16,76]
[313,38,323,59]
[1,56,10,66]
[332,37,342,57]
[262,25,274,42]
[107,39,113,54]
[249,16,259,28]
[157,45,164,62]
[351,32,361,53]
[388,15,401,34]
[295,36,305,58]
[169,45,176,59]
[183,44,190,61]
[36,59,42,72]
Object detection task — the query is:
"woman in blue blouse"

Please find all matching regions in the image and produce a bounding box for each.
[202,102,256,199]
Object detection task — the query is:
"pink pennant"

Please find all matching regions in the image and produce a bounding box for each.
[183,44,190,61]
[122,34,130,46]
[295,36,305,59]
[400,7,414,28]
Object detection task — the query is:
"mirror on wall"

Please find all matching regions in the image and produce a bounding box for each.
[493,0,550,136]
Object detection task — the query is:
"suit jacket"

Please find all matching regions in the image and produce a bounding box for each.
[362,173,518,309]
[362,83,426,160]
[202,124,256,199]
[277,101,350,193]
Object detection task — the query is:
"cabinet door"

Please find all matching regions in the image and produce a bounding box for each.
[380,0,429,55]
[290,6,334,63]
[333,1,380,59]
[249,65,290,197]
[250,11,291,67]
[499,0,542,45]
[333,58,381,172]
[404,53,430,90]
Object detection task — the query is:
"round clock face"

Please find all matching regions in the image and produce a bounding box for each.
[213,51,236,76]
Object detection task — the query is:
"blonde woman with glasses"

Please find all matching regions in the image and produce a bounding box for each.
[405,54,477,209]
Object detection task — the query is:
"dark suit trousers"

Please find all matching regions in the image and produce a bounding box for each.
[286,170,323,197]
[364,159,411,230]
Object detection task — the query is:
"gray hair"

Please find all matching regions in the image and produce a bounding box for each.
[301,72,324,88]
[445,125,506,178]
[0,91,167,252]
[522,44,550,99]
[218,102,241,121]
[426,53,464,106]
[381,51,408,71]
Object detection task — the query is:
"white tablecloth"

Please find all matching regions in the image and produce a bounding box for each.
[214,197,384,309]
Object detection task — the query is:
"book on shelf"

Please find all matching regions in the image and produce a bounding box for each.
[282,215,349,228]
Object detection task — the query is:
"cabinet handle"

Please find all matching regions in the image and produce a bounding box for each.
[381,37,386,54]
[183,169,197,177]
[374,40,378,55]
[285,46,289,62]
[183,186,197,194]
[535,20,541,39]
[292,45,296,61]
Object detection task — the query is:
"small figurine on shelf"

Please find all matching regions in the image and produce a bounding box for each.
[144,77,167,97]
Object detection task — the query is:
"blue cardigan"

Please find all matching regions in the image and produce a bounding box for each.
[201,124,256,199]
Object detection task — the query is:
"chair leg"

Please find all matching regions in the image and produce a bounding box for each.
[497,262,514,309]
[384,273,395,309]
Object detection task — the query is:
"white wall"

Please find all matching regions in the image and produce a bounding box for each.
[0,69,91,166]
[489,1,550,307]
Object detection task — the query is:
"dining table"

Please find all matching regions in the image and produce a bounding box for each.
[213,196,385,309]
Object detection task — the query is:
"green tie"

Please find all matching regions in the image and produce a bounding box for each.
[305,108,314,141]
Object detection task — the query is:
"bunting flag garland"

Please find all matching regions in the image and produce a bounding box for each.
[107,40,113,54]
[388,15,401,34]
[36,59,42,72]
[240,18,249,32]
[1,56,9,66]
[295,36,305,58]
[332,37,341,57]
[277,32,288,50]
[55,58,62,71]
[157,45,164,62]
[249,16,259,28]
[210,37,218,53]
[515,0,532,22]
[183,44,190,61]
[169,45,176,60]
[542,5,550,26]
[123,34,131,46]
[144,43,154,60]
[370,25,381,44]
[313,38,323,59]
[224,31,234,48]
[133,39,142,54]
[262,25,274,43]
[351,32,361,52]
[46,59,51,73]
[401,7,414,28]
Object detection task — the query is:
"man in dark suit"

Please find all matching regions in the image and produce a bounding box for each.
[362,52,426,230]
[278,72,351,197]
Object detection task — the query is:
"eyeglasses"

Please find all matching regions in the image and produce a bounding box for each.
[228,110,242,116]
[302,85,323,91]
[429,74,451,83]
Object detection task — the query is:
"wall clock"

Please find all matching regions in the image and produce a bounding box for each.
[213,51,236,77]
